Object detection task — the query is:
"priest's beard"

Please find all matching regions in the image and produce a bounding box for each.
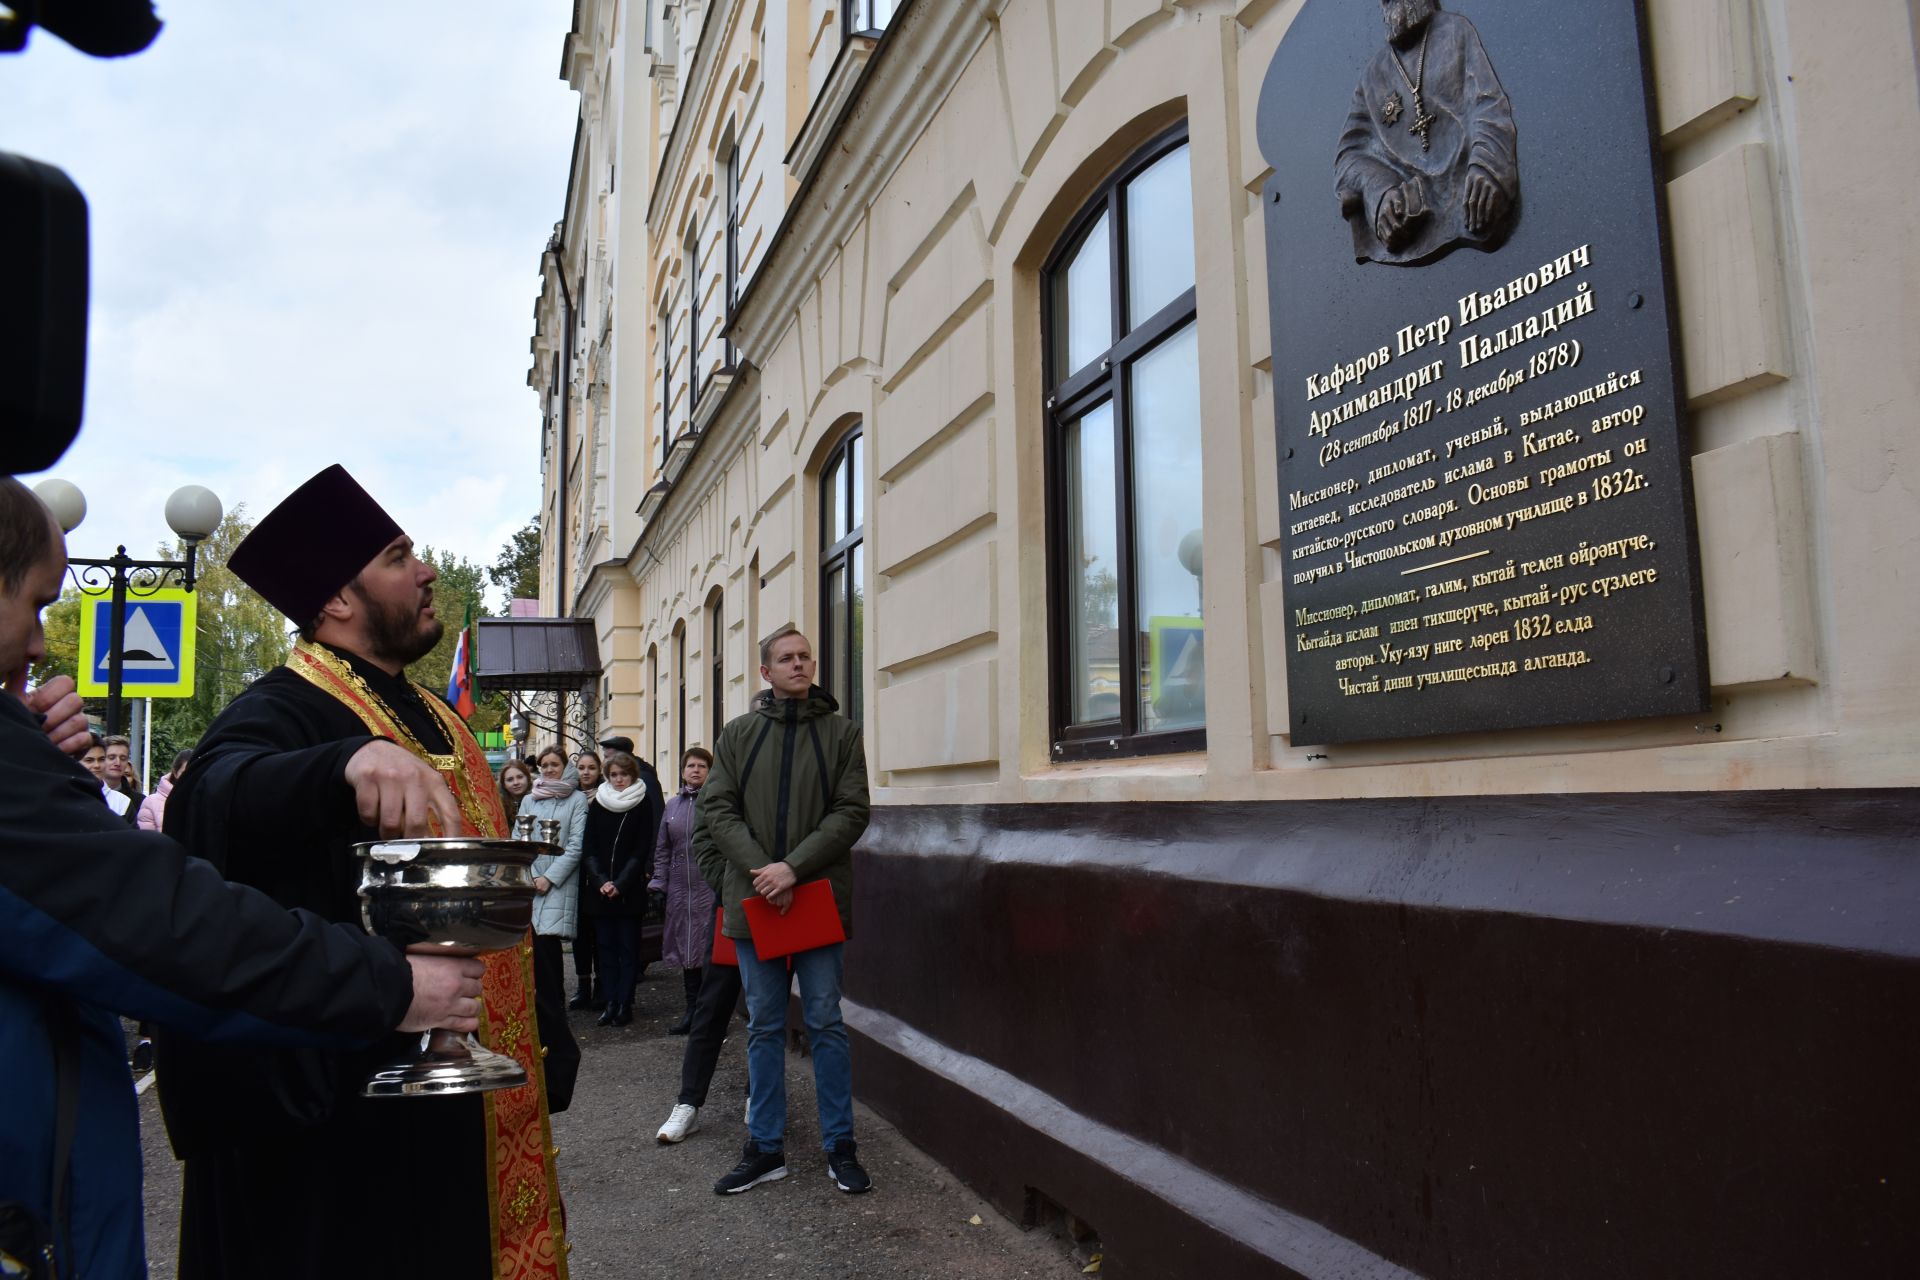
[1385,0,1437,44]
[353,585,444,668]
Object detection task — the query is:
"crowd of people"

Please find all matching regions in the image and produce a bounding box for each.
[2,465,874,1279]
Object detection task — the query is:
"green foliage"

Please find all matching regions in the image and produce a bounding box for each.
[149,508,291,763]
[489,517,540,604]
[31,509,292,763]
[412,547,507,737]
[31,588,81,688]
[32,516,511,761]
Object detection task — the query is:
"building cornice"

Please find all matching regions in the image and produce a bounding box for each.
[731,0,988,362]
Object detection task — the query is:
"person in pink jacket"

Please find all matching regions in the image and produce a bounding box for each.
[136,748,191,831]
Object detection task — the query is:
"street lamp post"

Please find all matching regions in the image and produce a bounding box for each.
[33,479,224,738]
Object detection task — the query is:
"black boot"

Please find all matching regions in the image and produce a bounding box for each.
[668,967,699,1034]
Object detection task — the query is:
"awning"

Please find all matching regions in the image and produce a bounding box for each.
[474,617,602,692]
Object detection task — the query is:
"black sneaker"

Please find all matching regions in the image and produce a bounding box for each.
[130,1039,154,1074]
[826,1139,872,1194]
[713,1141,787,1195]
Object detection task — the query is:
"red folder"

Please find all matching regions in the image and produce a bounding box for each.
[710,907,737,967]
[740,880,846,959]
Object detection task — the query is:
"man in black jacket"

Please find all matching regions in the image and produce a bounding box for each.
[0,476,485,1279]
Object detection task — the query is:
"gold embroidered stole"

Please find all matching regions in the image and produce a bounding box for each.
[287,640,570,1280]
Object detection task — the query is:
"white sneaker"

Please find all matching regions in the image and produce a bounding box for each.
[657,1103,701,1144]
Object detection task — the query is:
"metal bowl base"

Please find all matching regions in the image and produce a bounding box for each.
[362,1033,529,1098]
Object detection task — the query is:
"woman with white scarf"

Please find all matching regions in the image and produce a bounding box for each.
[521,746,589,1041]
[581,749,662,1026]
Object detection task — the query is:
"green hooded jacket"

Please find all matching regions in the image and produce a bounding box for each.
[691,684,869,941]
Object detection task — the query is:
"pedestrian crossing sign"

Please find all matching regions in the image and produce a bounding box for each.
[75,587,197,698]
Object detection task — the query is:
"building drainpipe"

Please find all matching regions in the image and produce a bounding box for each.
[546,240,576,749]
[546,239,575,613]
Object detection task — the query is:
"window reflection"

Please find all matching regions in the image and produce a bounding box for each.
[1128,324,1205,732]
[1050,211,1111,381]
[1064,401,1120,725]
[1125,144,1194,330]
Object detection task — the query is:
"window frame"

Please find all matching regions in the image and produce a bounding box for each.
[709,590,725,741]
[673,620,687,764]
[817,426,865,723]
[1040,122,1204,763]
[723,143,741,372]
[685,223,702,426]
[843,0,893,38]
[658,307,673,471]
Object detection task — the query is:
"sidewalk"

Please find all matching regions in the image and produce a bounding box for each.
[138,968,1076,1278]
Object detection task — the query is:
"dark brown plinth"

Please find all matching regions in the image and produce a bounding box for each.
[845,790,1920,1280]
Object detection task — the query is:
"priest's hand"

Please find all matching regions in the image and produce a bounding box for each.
[13,674,91,757]
[345,740,464,837]
[397,952,486,1033]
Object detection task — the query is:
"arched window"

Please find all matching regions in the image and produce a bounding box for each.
[672,621,687,763]
[658,305,673,470]
[685,221,703,420]
[646,642,659,763]
[708,588,726,739]
[723,142,741,371]
[1043,124,1204,760]
[818,427,865,723]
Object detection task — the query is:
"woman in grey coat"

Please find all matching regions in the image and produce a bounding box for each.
[520,745,589,1028]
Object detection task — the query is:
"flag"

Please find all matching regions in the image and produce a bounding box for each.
[446,601,476,719]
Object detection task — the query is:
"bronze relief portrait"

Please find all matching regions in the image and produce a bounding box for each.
[1334,0,1519,265]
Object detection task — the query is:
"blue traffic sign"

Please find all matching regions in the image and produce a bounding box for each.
[76,588,198,698]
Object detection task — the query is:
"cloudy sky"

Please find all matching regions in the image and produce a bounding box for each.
[1,3,578,600]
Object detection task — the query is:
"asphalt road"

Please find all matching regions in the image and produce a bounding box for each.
[137,968,1079,1278]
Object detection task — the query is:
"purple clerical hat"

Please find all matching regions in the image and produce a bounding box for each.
[228,465,403,623]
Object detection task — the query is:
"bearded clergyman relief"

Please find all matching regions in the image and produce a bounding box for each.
[1334,0,1519,265]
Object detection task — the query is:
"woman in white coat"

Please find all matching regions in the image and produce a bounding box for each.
[520,745,589,1040]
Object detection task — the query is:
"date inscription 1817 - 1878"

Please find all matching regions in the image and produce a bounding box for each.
[1335,0,1519,266]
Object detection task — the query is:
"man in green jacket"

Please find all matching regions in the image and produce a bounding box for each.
[692,624,872,1196]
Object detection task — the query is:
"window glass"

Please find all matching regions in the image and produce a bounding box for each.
[1128,322,1205,733]
[823,454,844,546]
[1051,211,1111,381]
[848,543,865,724]
[1064,400,1120,725]
[826,563,849,705]
[848,434,864,536]
[1125,144,1194,330]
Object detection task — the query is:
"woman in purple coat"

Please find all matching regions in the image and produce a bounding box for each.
[648,746,714,1034]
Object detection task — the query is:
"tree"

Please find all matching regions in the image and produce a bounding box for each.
[148,508,291,764]
[489,518,540,605]
[30,508,293,766]
[413,547,507,738]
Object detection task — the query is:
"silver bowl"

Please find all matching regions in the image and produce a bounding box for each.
[355,836,542,951]
[350,836,551,1099]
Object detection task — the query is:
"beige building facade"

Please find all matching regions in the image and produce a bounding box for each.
[533,1,1920,1274]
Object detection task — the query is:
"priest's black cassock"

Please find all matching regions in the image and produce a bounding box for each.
[156,646,576,1279]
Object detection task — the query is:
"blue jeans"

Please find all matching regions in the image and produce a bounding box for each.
[735,936,852,1154]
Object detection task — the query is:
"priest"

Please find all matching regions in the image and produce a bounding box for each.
[156,465,575,1280]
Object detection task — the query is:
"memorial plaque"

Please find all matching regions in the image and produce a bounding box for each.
[1258,0,1708,746]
